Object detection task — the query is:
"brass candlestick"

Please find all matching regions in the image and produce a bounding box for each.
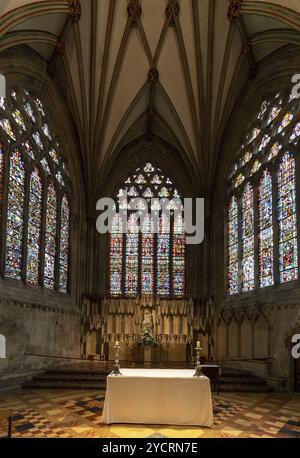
[111,342,122,376]
[193,345,203,377]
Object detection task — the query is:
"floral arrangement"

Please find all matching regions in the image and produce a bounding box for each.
[139,325,158,347]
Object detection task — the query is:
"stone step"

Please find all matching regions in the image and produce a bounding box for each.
[218,384,273,393]
[23,381,107,390]
[34,373,108,382]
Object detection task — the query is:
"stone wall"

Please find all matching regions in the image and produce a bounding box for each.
[0,300,81,388]
[215,303,300,390]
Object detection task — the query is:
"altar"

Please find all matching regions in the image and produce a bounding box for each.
[102,369,214,427]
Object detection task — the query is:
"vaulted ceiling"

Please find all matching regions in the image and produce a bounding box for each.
[1,0,300,200]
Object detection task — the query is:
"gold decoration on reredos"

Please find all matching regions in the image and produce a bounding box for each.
[227,0,242,23]
[68,0,81,22]
[127,0,142,21]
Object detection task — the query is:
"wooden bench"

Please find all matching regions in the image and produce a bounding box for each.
[201,365,221,395]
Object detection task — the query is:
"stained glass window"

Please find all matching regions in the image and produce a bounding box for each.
[125,214,139,296]
[109,162,186,297]
[59,195,70,292]
[157,214,170,296]
[228,196,239,295]
[258,170,274,287]
[109,214,123,296]
[173,215,185,296]
[227,88,300,296]
[5,150,25,279]
[44,182,57,289]
[241,183,254,292]
[141,214,154,294]
[26,166,42,285]
[0,88,70,293]
[278,153,298,283]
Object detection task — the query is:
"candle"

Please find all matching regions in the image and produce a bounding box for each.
[116,341,119,347]
[197,341,201,348]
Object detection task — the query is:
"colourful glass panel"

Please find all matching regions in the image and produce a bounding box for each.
[59,195,70,292]
[5,150,25,279]
[172,215,185,297]
[241,183,255,292]
[125,214,139,296]
[44,182,57,289]
[157,214,170,296]
[26,167,42,285]
[228,196,239,295]
[278,153,298,283]
[258,170,274,287]
[141,215,154,294]
[109,214,123,296]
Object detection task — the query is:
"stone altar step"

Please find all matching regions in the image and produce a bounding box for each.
[22,363,272,392]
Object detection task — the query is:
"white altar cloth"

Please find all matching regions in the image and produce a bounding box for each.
[102,369,213,426]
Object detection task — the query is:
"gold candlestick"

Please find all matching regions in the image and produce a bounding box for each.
[193,343,203,377]
[111,341,122,376]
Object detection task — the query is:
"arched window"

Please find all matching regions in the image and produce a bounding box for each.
[108,162,186,297]
[226,88,299,295]
[0,89,71,292]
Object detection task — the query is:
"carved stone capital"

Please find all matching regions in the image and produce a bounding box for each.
[68,0,81,22]
[148,67,159,84]
[227,0,242,24]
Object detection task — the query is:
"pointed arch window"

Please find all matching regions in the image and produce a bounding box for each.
[109,162,186,297]
[0,89,71,292]
[226,88,299,296]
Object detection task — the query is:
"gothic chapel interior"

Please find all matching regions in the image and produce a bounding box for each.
[0,0,300,440]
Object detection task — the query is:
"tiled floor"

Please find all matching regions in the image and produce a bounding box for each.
[0,389,299,438]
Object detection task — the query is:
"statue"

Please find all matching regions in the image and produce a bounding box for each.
[142,307,153,332]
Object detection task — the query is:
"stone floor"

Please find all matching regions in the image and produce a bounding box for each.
[0,388,299,438]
